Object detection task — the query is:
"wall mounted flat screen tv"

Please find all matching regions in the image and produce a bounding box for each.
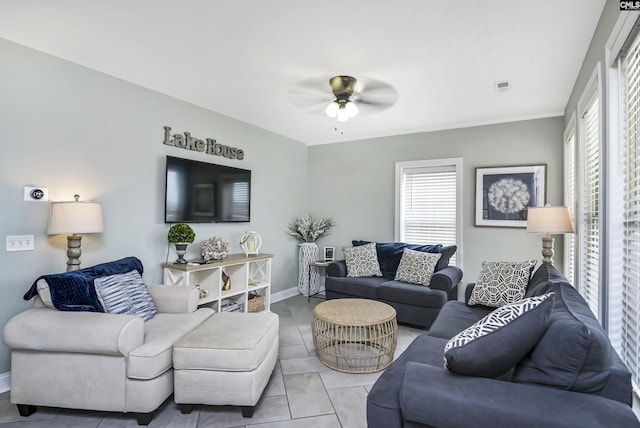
[165,156,251,223]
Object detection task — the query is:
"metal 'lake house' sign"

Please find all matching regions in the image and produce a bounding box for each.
[163,126,245,160]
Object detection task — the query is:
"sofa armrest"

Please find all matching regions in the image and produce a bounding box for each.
[326,260,347,277]
[430,266,463,295]
[147,284,199,313]
[401,362,640,428]
[2,308,144,356]
[464,282,476,303]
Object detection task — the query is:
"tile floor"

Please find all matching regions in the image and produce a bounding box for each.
[0,294,424,428]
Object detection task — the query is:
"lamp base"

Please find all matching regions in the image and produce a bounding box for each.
[66,234,83,272]
[541,235,554,265]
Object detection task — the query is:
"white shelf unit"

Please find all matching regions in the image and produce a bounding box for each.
[162,253,272,313]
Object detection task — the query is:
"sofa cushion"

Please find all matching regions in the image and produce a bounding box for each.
[394,249,441,286]
[468,260,536,307]
[127,308,213,380]
[367,334,449,428]
[444,293,554,378]
[525,262,570,297]
[325,276,387,299]
[378,281,448,308]
[352,240,449,277]
[513,282,613,394]
[343,243,383,277]
[428,301,492,339]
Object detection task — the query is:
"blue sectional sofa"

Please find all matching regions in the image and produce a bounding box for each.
[325,241,463,328]
[366,262,640,428]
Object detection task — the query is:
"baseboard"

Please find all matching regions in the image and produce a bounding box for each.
[271,286,300,303]
[0,372,10,393]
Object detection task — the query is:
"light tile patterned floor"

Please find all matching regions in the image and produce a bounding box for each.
[0,294,424,427]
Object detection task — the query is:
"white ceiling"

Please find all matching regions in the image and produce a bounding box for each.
[0,0,605,145]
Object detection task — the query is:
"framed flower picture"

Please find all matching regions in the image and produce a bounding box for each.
[475,164,546,228]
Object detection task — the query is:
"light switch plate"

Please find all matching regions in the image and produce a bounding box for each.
[6,235,35,252]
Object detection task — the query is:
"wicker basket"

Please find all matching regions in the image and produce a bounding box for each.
[247,294,265,312]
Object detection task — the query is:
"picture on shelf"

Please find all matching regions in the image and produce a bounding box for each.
[324,247,335,262]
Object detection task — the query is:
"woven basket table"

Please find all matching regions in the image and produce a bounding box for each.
[312,299,398,373]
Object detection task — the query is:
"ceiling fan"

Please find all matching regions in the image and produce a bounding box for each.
[289,75,399,122]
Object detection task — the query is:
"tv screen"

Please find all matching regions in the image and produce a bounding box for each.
[165,156,251,223]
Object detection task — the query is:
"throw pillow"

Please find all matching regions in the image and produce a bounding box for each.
[468,260,537,307]
[94,270,158,321]
[394,249,442,286]
[352,240,444,277]
[343,243,383,277]
[444,292,555,378]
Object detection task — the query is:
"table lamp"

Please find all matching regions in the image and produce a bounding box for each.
[526,205,574,264]
[47,194,104,271]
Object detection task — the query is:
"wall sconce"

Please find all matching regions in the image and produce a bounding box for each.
[47,194,104,271]
[526,205,574,265]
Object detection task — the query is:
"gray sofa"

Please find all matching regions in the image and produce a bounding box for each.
[325,242,463,328]
[367,262,640,428]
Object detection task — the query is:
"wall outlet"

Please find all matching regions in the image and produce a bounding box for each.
[6,235,35,252]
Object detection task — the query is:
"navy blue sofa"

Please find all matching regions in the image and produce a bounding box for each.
[325,242,463,328]
[367,263,640,428]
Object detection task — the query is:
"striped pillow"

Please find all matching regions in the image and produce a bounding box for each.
[94,270,157,321]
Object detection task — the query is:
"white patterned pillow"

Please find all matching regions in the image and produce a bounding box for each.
[94,270,158,321]
[343,243,382,277]
[444,293,554,378]
[468,260,536,307]
[394,249,441,286]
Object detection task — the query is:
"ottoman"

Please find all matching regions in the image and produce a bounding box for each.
[173,311,279,417]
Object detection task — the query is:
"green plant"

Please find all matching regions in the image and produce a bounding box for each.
[167,223,195,244]
[287,213,335,243]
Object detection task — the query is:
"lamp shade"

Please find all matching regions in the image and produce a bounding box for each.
[526,206,574,234]
[47,201,104,235]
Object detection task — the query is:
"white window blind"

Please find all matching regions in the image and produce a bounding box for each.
[621,28,640,387]
[564,125,577,286]
[580,91,601,319]
[397,161,460,265]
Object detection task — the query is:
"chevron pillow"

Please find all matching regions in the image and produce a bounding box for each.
[444,292,554,378]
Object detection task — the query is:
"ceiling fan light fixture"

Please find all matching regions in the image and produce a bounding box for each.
[327,99,359,121]
[325,100,340,118]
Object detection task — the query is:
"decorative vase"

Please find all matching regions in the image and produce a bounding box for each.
[241,231,262,256]
[174,243,188,264]
[297,242,320,297]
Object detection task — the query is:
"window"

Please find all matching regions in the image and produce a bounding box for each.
[395,158,462,266]
[575,66,602,321]
[564,116,577,286]
[620,25,640,388]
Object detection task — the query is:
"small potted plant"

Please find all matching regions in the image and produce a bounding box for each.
[167,223,195,264]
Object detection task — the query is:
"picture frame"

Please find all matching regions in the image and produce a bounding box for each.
[475,164,546,228]
[323,247,335,262]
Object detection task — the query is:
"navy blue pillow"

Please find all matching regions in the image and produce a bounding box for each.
[352,240,444,278]
[23,256,144,312]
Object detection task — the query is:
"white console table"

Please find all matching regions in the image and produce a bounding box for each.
[162,253,272,313]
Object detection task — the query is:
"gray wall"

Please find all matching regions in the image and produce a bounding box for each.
[0,38,308,373]
[307,117,566,283]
